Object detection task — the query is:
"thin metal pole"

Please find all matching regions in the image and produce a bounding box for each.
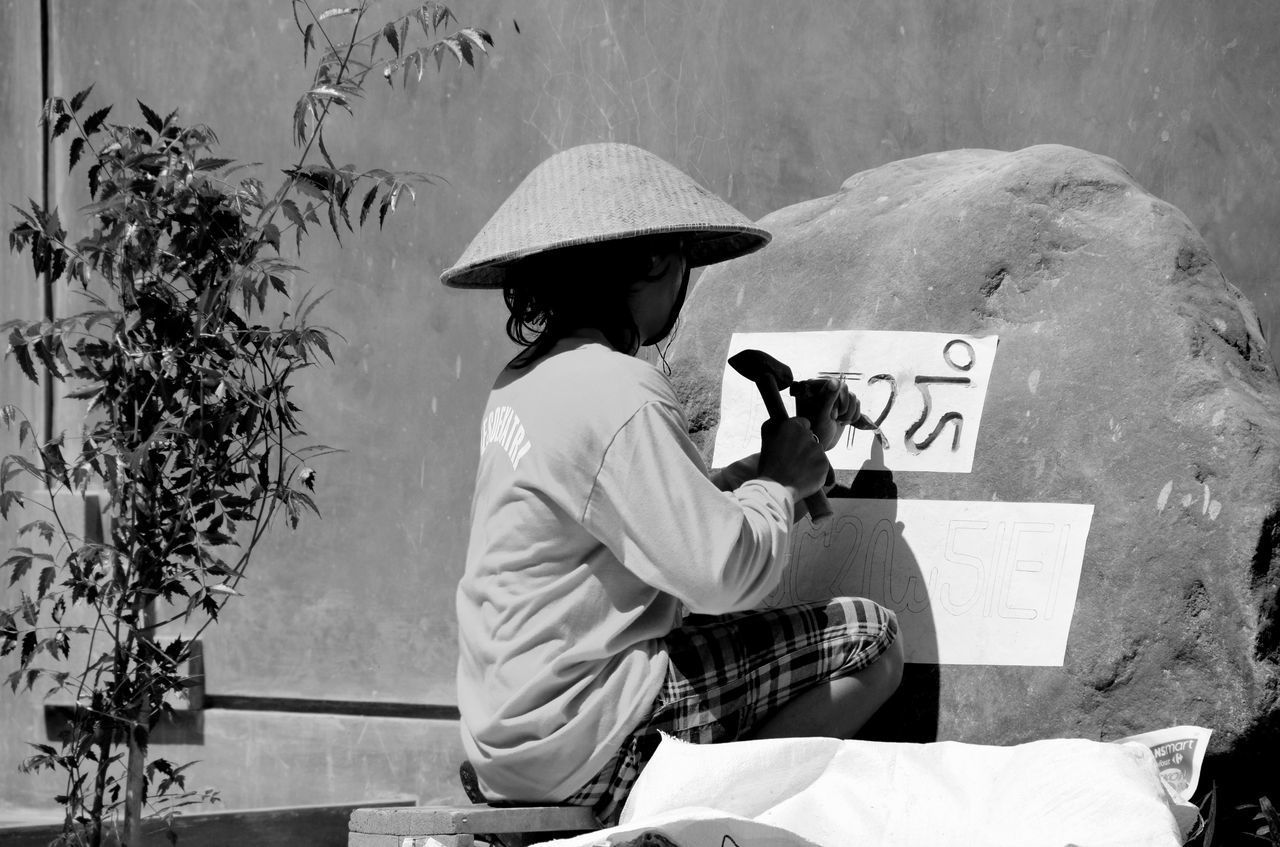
[39,0,53,446]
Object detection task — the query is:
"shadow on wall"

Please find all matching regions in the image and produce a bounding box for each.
[768,440,941,743]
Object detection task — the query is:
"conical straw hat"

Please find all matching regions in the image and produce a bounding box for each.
[440,143,771,288]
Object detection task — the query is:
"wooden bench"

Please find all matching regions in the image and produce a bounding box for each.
[348,803,599,847]
[1,798,415,847]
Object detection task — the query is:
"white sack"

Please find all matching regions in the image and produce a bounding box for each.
[543,734,1196,847]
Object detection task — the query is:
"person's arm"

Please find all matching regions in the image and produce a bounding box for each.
[583,402,827,615]
[712,453,821,524]
[710,453,760,491]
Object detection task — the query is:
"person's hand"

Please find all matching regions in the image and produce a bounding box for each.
[757,416,831,500]
[791,377,860,450]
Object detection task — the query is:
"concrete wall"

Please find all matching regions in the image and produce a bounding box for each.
[2,0,1278,815]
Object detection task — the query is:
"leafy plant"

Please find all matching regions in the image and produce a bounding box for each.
[0,3,494,845]
[1182,786,1280,847]
[1241,795,1280,846]
[1184,783,1217,846]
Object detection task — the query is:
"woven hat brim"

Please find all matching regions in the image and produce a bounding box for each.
[439,143,772,289]
[441,224,770,289]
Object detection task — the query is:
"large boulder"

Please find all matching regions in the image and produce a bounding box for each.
[669,145,1280,770]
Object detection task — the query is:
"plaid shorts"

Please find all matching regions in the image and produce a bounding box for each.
[563,596,899,824]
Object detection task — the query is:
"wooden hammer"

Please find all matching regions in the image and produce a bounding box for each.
[727,348,833,523]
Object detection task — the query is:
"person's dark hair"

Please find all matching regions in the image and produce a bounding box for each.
[502,235,684,368]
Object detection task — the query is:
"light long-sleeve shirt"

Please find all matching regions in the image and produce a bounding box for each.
[456,333,795,802]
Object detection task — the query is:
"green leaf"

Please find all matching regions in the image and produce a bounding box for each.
[79,309,120,332]
[0,491,26,522]
[31,337,65,382]
[8,331,39,384]
[137,100,164,133]
[70,84,94,113]
[82,104,112,135]
[38,97,61,127]
[1261,797,1280,843]
[428,41,446,72]
[326,200,342,241]
[37,566,56,600]
[358,186,378,226]
[43,204,62,238]
[292,488,321,517]
[4,553,33,586]
[308,85,350,107]
[69,137,86,171]
[383,20,400,56]
[297,289,328,322]
[261,223,281,251]
[195,157,233,171]
[64,382,104,400]
[295,173,328,202]
[52,113,72,139]
[292,96,312,147]
[17,520,55,544]
[1199,785,1216,847]
[303,22,315,65]
[19,594,37,627]
[426,1,454,29]
[280,199,306,233]
[88,163,102,199]
[20,630,37,665]
[305,328,333,362]
[415,6,433,38]
[458,27,493,53]
[442,35,468,67]
[404,51,421,86]
[317,6,358,21]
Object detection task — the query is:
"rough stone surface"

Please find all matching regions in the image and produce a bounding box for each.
[669,144,1280,763]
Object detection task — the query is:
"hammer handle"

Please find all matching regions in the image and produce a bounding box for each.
[756,373,790,420]
[754,376,833,524]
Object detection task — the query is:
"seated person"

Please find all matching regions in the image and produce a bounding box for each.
[442,143,903,824]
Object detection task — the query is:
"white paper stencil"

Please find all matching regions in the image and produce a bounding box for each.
[713,330,999,473]
[763,498,1094,666]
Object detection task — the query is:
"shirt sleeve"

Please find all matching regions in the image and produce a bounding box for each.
[582,401,795,615]
[712,453,812,524]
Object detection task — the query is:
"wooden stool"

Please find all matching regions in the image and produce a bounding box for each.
[348,803,599,846]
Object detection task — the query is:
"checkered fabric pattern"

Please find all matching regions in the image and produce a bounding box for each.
[563,596,899,824]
